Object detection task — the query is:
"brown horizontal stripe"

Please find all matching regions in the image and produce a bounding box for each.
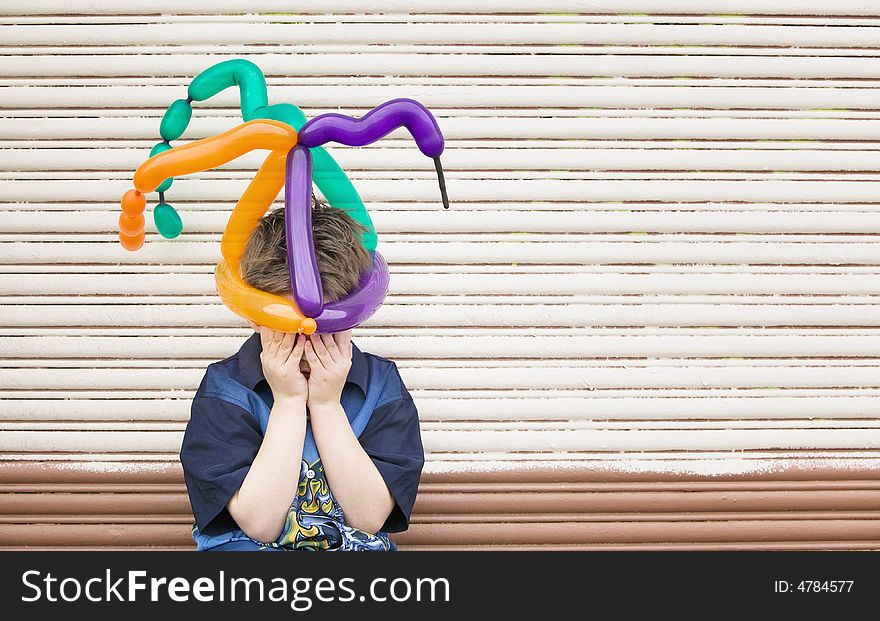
[3,459,880,484]
[0,523,193,547]
[4,542,880,552]
[4,511,880,525]
[4,519,880,547]
[0,462,182,484]
[414,489,880,514]
[7,480,880,494]
[2,460,880,549]
[396,542,880,551]
[0,484,186,494]
[394,520,880,546]
[4,491,880,516]
[0,493,189,515]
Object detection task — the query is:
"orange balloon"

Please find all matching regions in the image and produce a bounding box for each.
[121,189,145,216]
[119,190,146,251]
[221,149,286,262]
[118,212,144,236]
[124,120,315,333]
[214,152,314,333]
[133,119,297,194]
[216,259,316,334]
[119,231,145,251]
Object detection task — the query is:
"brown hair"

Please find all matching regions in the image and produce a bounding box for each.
[240,196,372,303]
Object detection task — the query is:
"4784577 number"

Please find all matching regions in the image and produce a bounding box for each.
[774,580,853,593]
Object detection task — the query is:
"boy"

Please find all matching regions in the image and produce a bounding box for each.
[180,199,425,551]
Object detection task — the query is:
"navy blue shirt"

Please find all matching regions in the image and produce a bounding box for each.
[179,332,424,548]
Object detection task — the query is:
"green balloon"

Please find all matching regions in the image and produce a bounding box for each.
[149,142,174,192]
[159,99,192,142]
[311,147,377,252]
[150,142,172,157]
[177,59,378,251]
[188,59,268,118]
[154,202,183,239]
[254,102,305,126]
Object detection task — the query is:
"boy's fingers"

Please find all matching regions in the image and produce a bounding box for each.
[320,333,340,362]
[265,329,281,358]
[278,331,295,363]
[309,334,332,364]
[288,334,305,363]
[259,327,273,357]
[335,330,353,358]
[303,340,322,368]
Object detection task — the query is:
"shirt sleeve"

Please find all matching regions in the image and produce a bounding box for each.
[357,385,425,533]
[179,394,263,536]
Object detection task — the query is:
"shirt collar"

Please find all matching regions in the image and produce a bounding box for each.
[236,331,370,394]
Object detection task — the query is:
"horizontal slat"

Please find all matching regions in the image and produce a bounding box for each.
[11,85,880,111]
[8,22,880,47]
[12,116,880,140]
[3,263,878,274]
[3,394,880,422]
[3,2,880,16]
[13,53,880,79]
[9,420,880,433]
[5,270,880,295]
[9,302,880,327]
[4,427,880,453]
[26,293,877,304]
[12,300,880,326]
[11,209,880,234]
[5,14,880,27]
[6,490,880,517]
[11,237,880,265]
[4,364,880,390]
[8,47,880,63]
[7,357,880,368]
[18,144,880,172]
[6,450,880,466]
[6,420,880,432]
[6,333,880,359]
[12,178,880,202]
[19,146,880,173]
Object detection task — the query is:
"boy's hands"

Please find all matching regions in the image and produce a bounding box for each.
[304,330,353,410]
[257,327,353,410]
[259,328,308,406]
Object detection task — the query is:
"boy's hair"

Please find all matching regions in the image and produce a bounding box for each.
[240,196,372,303]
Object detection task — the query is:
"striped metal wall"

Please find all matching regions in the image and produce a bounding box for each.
[3,2,880,549]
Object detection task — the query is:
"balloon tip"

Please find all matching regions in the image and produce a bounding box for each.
[299,318,317,335]
[433,157,449,209]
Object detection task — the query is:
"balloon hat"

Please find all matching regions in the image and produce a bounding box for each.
[119,59,448,335]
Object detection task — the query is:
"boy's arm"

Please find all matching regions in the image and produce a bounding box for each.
[227,329,309,543]
[227,397,307,542]
[305,333,396,534]
[310,401,396,533]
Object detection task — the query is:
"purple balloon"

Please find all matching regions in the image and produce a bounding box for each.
[284,144,324,317]
[281,98,448,332]
[298,98,444,158]
[313,251,390,333]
